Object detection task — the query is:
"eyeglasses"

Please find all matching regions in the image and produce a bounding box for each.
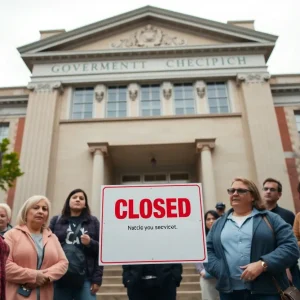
[262,187,277,192]
[227,188,251,195]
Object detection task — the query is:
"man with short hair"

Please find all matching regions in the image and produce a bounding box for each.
[262,177,295,226]
[262,177,300,289]
[215,202,226,216]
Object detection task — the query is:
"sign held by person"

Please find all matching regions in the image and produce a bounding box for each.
[99,184,207,265]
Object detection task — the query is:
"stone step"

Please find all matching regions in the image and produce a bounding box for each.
[97,291,201,300]
[100,282,200,293]
[103,267,198,276]
[102,274,200,284]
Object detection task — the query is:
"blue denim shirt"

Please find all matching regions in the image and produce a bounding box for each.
[221,209,260,290]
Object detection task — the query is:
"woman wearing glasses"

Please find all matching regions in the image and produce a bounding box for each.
[205,177,299,300]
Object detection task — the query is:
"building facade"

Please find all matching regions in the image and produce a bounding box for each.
[0,6,299,221]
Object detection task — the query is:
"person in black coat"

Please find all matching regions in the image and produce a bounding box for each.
[122,263,182,300]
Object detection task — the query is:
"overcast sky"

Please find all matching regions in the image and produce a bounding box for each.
[0,0,299,87]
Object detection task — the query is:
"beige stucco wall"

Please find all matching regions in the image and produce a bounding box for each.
[49,115,251,214]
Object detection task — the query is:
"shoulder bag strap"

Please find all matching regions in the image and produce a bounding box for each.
[70,223,82,244]
[263,215,292,295]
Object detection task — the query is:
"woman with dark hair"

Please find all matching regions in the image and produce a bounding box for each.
[195,210,220,300]
[205,178,299,300]
[49,189,103,300]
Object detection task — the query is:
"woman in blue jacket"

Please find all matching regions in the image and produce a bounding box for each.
[205,177,299,300]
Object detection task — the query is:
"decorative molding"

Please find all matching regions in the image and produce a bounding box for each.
[128,83,139,101]
[236,73,270,86]
[87,142,109,155]
[27,81,63,93]
[95,84,106,102]
[195,80,206,98]
[111,24,187,48]
[195,138,216,152]
[162,82,173,100]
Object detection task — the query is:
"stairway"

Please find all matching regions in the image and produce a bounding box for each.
[97,264,201,300]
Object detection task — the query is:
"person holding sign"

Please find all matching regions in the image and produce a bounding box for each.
[122,263,182,300]
[205,178,299,300]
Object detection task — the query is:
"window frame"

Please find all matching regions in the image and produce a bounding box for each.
[70,87,94,120]
[206,82,231,114]
[0,123,9,142]
[140,84,161,117]
[106,86,128,118]
[173,83,196,116]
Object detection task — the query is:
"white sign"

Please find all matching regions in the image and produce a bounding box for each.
[99,183,207,265]
[33,54,265,77]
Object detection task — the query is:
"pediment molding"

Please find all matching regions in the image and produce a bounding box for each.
[111,24,187,48]
[18,6,277,55]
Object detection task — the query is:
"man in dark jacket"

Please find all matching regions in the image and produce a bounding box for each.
[262,177,300,289]
[122,263,182,300]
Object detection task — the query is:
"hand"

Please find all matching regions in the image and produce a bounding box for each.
[24,283,38,289]
[200,270,206,278]
[81,234,91,246]
[36,272,49,286]
[90,283,100,294]
[240,261,264,281]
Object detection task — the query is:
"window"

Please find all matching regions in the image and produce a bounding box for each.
[140,85,161,116]
[107,86,127,118]
[71,88,93,119]
[207,82,230,113]
[174,83,195,115]
[0,123,9,142]
[295,112,300,136]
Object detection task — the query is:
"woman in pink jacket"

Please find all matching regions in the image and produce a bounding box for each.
[4,195,68,300]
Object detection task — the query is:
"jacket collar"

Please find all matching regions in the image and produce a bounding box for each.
[15,224,52,245]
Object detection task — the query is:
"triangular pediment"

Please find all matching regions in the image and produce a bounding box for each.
[19,6,277,54]
[62,20,252,52]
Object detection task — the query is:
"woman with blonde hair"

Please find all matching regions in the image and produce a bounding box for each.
[205,178,299,300]
[0,203,12,236]
[4,195,68,300]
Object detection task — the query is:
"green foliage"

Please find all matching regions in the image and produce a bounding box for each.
[0,138,24,191]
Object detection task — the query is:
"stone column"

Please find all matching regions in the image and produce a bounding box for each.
[237,73,294,210]
[12,82,63,222]
[88,143,108,218]
[196,139,216,211]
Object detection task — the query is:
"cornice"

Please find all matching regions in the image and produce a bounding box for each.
[60,113,242,125]
[18,6,277,55]
[0,95,28,104]
[21,43,275,71]
[271,84,300,94]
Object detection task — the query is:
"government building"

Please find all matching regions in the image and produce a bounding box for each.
[1,6,300,298]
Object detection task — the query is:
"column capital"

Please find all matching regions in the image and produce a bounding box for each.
[27,81,64,94]
[236,73,270,86]
[195,138,216,152]
[88,142,109,155]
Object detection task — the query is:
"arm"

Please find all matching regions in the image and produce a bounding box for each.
[171,264,182,287]
[41,235,68,281]
[91,261,103,286]
[4,230,38,284]
[84,217,99,256]
[261,214,299,274]
[293,213,300,247]
[203,226,222,279]
[195,263,204,273]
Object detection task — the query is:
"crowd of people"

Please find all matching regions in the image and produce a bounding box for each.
[0,177,299,300]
